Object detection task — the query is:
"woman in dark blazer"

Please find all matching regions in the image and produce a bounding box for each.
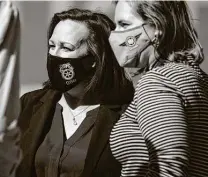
[16,8,134,177]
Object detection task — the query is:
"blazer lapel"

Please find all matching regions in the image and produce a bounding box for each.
[18,89,61,177]
[28,89,61,149]
[82,105,122,177]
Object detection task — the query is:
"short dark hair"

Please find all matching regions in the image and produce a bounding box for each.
[44,8,133,103]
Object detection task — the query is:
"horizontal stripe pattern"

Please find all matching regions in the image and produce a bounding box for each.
[110,61,208,177]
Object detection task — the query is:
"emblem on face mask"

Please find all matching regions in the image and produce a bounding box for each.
[59,63,75,80]
[126,36,137,47]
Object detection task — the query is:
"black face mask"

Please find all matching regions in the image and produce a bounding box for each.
[47,54,95,92]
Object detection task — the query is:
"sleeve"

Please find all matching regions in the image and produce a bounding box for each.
[135,71,189,177]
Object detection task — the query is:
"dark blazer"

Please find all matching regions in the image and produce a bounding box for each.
[16,88,132,177]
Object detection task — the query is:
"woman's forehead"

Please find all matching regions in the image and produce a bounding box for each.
[115,1,143,24]
[50,20,89,45]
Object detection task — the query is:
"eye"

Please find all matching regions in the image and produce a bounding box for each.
[118,21,131,29]
[121,23,129,27]
[49,44,55,49]
[62,46,75,52]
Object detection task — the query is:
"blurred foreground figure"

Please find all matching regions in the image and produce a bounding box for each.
[0,1,21,177]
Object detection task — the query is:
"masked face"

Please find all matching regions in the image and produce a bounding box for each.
[47,20,95,92]
[47,54,95,92]
[109,0,156,69]
[109,24,155,68]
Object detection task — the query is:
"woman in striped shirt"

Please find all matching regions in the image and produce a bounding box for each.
[108,1,208,177]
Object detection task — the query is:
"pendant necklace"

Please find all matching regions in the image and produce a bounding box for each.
[69,106,90,125]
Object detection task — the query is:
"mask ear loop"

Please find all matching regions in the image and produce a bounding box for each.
[124,24,161,75]
[143,25,170,70]
[138,25,159,71]
[129,25,156,74]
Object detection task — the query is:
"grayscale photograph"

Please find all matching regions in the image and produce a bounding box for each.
[0,1,208,177]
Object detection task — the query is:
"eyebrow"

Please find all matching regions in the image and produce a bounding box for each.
[48,40,54,44]
[49,39,76,50]
[117,19,131,25]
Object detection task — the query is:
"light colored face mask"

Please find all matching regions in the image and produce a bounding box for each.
[109,24,155,68]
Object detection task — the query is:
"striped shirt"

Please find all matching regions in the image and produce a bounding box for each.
[110,60,208,177]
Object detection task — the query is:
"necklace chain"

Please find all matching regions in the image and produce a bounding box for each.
[69,106,90,125]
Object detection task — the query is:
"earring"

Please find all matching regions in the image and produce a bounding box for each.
[154,30,162,48]
[92,62,96,68]
[154,30,162,38]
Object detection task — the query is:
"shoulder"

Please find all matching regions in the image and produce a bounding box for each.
[136,62,195,96]
[140,62,197,85]
[20,88,62,113]
[21,88,48,100]
[20,88,48,107]
[18,88,61,133]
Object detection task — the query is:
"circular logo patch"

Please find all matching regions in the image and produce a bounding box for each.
[59,63,75,80]
[125,36,136,47]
